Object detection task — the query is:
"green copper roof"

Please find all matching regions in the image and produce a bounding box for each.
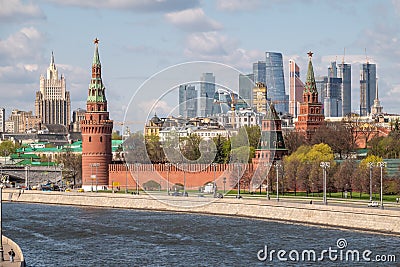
[304,56,318,94]
[93,44,101,66]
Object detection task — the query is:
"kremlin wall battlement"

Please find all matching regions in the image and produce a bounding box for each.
[108,163,255,190]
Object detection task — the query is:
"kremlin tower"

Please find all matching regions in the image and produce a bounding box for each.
[294,52,325,139]
[81,39,113,190]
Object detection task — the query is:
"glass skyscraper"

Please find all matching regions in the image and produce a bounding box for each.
[199,73,215,117]
[337,63,351,116]
[179,84,197,118]
[239,73,254,108]
[324,77,342,117]
[253,61,266,85]
[360,63,376,116]
[265,52,287,114]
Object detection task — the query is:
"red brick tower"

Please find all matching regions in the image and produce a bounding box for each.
[81,39,113,190]
[295,51,325,139]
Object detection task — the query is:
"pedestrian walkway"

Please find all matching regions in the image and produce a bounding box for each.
[0,240,24,267]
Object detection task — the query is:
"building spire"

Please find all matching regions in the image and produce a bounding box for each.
[87,38,107,104]
[50,51,55,67]
[304,51,318,94]
[47,51,58,80]
[93,38,101,66]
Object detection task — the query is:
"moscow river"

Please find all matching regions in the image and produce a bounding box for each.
[2,202,399,266]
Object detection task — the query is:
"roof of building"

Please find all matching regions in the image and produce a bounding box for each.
[304,52,318,94]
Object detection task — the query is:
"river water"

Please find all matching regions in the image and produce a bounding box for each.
[2,202,399,266]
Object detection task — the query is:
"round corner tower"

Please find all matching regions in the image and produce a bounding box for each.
[81,39,113,190]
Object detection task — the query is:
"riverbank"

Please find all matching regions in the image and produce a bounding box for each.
[1,235,25,267]
[4,189,400,236]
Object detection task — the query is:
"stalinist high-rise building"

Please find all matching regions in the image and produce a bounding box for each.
[35,52,71,126]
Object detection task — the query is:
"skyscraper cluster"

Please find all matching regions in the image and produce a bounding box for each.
[241,52,288,115]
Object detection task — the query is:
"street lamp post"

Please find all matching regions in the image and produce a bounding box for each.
[125,163,129,194]
[165,163,172,195]
[275,161,281,202]
[236,163,241,199]
[320,162,330,205]
[59,163,64,189]
[368,162,374,202]
[212,163,217,196]
[377,162,386,209]
[135,163,141,195]
[25,165,30,189]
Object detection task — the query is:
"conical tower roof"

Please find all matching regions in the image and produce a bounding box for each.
[304,51,318,94]
[87,38,106,103]
[92,38,101,66]
[265,102,279,120]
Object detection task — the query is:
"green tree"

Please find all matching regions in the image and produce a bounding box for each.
[213,135,229,163]
[58,149,82,188]
[0,140,19,158]
[334,159,357,197]
[112,132,122,140]
[145,135,165,163]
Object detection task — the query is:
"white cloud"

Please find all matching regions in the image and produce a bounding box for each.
[45,0,200,12]
[165,8,222,32]
[0,27,45,63]
[392,0,400,15]
[216,0,262,11]
[0,0,45,22]
[184,32,263,70]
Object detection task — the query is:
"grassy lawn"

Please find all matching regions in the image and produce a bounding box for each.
[224,190,400,202]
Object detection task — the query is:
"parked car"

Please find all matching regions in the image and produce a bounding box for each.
[368,201,379,207]
[77,188,84,193]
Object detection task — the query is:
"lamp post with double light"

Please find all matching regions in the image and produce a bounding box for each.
[320,162,330,205]
[377,161,386,209]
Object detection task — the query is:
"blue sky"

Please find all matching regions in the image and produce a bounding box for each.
[1,0,400,132]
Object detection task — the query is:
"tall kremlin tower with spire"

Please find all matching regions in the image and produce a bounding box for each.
[81,39,113,190]
[294,51,325,139]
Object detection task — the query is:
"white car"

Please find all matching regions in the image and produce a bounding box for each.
[368,201,379,207]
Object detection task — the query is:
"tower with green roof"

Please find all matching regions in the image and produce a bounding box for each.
[81,39,113,191]
[295,51,325,139]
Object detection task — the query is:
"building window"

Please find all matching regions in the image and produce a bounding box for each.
[100,136,103,142]
[89,136,91,142]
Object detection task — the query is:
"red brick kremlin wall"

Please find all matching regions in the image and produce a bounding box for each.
[109,164,255,191]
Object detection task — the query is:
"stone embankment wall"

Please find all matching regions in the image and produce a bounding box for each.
[4,190,400,236]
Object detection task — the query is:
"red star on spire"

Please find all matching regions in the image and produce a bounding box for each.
[94,38,99,45]
[307,51,313,58]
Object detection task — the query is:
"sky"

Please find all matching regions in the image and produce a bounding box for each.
[1,0,400,132]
